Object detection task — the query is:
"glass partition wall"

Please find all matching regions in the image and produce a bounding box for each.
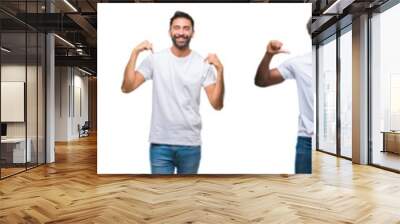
[0,31,27,177]
[0,1,46,179]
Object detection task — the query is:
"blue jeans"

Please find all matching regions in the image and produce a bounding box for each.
[150,143,201,174]
[295,136,312,174]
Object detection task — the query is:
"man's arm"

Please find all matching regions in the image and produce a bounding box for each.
[204,54,224,111]
[121,40,153,93]
[254,40,289,87]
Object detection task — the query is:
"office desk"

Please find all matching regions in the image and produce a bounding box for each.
[381,131,400,154]
[1,138,32,163]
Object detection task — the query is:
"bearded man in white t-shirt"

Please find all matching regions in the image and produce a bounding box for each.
[121,11,225,174]
[254,20,313,174]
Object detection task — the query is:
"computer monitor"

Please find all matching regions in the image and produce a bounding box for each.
[1,123,7,137]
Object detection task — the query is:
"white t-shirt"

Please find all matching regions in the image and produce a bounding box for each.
[137,48,216,146]
[277,53,314,137]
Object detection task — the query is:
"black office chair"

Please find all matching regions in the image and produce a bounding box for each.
[79,121,90,138]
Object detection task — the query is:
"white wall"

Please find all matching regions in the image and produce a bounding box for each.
[55,67,89,141]
[75,70,89,138]
[55,66,70,141]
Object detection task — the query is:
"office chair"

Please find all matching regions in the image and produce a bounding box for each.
[79,121,90,138]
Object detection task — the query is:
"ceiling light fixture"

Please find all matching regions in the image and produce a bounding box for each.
[76,48,85,55]
[323,0,355,15]
[54,34,75,48]
[78,67,93,76]
[1,47,11,53]
[63,0,78,12]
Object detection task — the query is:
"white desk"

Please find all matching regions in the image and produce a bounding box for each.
[1,138,31,163]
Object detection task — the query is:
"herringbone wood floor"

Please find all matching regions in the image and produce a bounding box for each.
[1,134,400,224]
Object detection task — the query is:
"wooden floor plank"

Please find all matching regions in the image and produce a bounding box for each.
[0,134,400,223]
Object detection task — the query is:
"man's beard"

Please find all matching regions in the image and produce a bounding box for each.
[171,34,191,49]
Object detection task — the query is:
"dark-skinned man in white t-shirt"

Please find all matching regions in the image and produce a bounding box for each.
[254,20,313,174]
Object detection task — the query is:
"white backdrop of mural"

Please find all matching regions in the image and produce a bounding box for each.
[98,3,311,174]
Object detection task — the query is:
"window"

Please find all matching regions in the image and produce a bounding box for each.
[371,3,400,171]
[318,36,337,154]
[339,28,352,158]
